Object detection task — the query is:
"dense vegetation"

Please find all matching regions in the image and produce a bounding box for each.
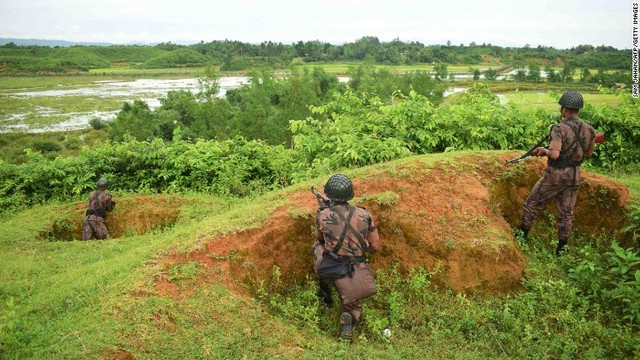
[1,76,638,215]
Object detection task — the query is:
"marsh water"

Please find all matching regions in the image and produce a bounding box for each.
[1,77,251,133]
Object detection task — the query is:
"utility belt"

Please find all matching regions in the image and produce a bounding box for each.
[548,159,582,169]
[548,160,582,185]
[86,208,107,218]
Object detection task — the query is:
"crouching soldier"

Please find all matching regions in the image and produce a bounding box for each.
[82,178,116,240]
[312,174,381,342]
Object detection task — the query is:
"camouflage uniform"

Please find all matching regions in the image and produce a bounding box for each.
[520,114,596,250]
[313,204,381,322]
[82,190,116,240]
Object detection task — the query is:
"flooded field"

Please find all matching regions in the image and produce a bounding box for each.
[0,77,249,133]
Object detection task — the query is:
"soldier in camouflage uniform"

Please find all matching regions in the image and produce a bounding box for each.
[312,174,381,342]
[82,178,116,240]
[517,91,596,256]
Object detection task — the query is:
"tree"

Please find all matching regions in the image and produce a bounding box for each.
[160,90,198,128]
[433,63,448,81]
[513,69,527,82]
[526,64,541,82]
[580,68,592,83]
[196,66,221,101]
[473,69,481,80]
[561,65,574,82]
[108,100,157,141]
[545,66,561,83]
[484,68,498,80]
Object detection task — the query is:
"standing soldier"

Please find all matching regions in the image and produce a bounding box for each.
[82,178,116,241]
[517,90,596,256]
[312,174,381,342]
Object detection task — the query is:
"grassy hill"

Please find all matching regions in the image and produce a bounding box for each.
[1,151,637,359]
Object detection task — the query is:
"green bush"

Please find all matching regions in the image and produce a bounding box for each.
[569,243,640,327]
[0,136,295,212]
[88,117,108,130]
[64,138,83,150]
[580,92,640,170]
[31,140,62,153]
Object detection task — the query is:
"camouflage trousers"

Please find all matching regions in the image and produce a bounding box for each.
[82,216,109,240]
[312,242,365,321]
[521,166,581,240]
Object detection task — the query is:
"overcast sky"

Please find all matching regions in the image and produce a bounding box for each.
[0,0,632,49]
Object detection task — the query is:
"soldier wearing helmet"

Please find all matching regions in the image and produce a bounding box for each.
[82,178,116,240]
[312,174,381,342]
[517,90,596,256]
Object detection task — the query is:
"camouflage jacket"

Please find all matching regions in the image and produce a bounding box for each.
[85,190,116,219]
[547,115,596,169]
[315,204,380,258]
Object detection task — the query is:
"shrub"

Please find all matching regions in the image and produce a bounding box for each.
[64,138,83,150]
[30,140,61,153]
[88,117,108,130]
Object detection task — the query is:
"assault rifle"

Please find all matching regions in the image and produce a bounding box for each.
[311,186,332,209]
[505,132,605,164]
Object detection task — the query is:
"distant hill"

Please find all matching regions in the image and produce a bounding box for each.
[0,38,113,47]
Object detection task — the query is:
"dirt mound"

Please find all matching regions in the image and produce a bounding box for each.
[154,154,631,299]
[155,154,631,300]
[40,195,184,241]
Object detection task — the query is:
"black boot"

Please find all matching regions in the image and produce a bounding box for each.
[556,238,568,257]
[339,312,354,343]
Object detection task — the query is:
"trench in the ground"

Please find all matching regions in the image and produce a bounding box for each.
[39,195,184,241]
[151,157,633,300]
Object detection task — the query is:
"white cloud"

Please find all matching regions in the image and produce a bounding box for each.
[0,0,630,48]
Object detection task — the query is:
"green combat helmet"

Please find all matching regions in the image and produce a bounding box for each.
[324,174,354,203]
[558,90,583,110]
[97,178,109,190]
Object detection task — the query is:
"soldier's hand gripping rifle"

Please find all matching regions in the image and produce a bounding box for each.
[311,186,333,209]
[505,132,605,164]
[505,133,550,164]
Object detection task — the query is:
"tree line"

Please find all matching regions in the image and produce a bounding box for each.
[0,36,631,74]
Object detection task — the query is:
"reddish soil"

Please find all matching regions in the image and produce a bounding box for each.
[153,154,631,300]
[102,348,136,360]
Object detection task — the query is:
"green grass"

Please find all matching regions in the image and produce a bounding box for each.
[0,193,258,358]
[0,76,115,91]
[292,61,499,75]
[606,173,640,201]
[499,91,621,111]
[88,65,211,77]
[1,152,637,359]
[0,129,108,163]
